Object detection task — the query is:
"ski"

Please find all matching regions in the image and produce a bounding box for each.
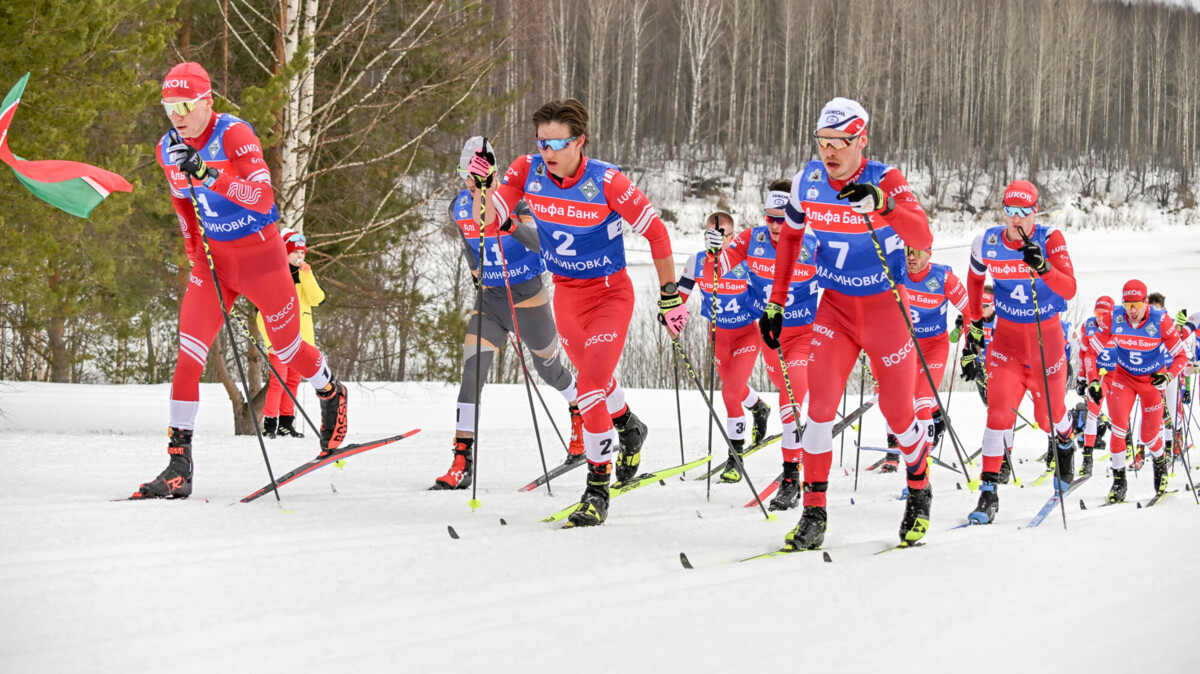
[545,453,713,524]
[518,453,586,492]
[1030,465,1056,487]
[678,548,832,568]
[693,433,782,481]
[865,456,889,472]
[742,398,878,507]
[874,541,925,555]
[1140,489,1178,508]
[240,430,420,503]
[1025,476,1092,528]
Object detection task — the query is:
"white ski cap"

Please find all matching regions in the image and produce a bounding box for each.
[764,190,790,213]
[459,136,495,176]
[816,97,869,135]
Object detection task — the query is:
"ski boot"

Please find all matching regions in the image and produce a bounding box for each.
[317,380,348,456]
[566,404,585,460]
[769,462,802,511]
[262,416,278,438]
[613,410,647,485]
[277,414,304,438]
[997,452,1013,484]
[568,461,611,527]
[748,399,771,446]
[430,439,473,490]
[1152,453,1170,495]
[968,472,1000,524]
[1052,433,1075,492]
[881,434,900,473]
[720,439,745,483]
[1079,448,1093,477]
[900,484,932,544]
[132,428,194,499]
[784,483,827,550]
[1108,468,1127,503]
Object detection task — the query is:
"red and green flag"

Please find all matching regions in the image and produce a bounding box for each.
[0,73,133,218]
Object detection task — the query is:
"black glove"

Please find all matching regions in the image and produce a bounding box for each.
[498,215,516,233]
[1075,378,1086,397]
[960,351,981,382]
[1086,380,1103,404]
[965,319,986,354]
[759,302,784,350]
[168,134,218,187]
[1150,372,1171,390]
[1016,229,1049,275]
[836,182,890,215]
[1184,384,1193,405]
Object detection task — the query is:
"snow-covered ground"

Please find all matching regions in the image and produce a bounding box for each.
[3,221,1200,672]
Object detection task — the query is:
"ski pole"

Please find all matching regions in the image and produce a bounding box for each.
[839,369,848,467]
[673,349,687,482]
[860,213,975,485]
[669,335,773,520]
[494,238,553,497]
[229,313,320,438]
[169,129,281,504]
[1019,229,1069,530]
[467,138,490,511]
[853,353,866,492]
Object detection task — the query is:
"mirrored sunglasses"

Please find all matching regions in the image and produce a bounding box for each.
[162,95,206,117]
[535,136,577,151]
[813,133,861,150]
[764,214,786,225]
[1003,205,1035,217]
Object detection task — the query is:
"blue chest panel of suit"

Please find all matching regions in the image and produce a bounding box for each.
[519,156,625,279]
[691,250,762,329]
[797,160,907,297]
[159,114,278,241]
[1084,317,1116,371]
[904,263,954,338]
[743,226,818,327]
[976,224,1066,323]
[1109,307,1170,375]
[451,190,544,286]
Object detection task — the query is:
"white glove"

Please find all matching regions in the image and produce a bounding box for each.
[704,228,724,254]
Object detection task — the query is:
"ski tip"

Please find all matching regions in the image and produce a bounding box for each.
[447,525,460,540]
[467,498,482,511]
[850,497,856,505]
[1079,499,1086,511]
[955,482,963,491]
[658,479,666,486]
[680,552,694,569]
[500,518,508,525]
[1137,501,1143,509]
[822,551,832,563]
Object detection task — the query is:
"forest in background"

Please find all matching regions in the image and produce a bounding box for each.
[1,0,1198,429]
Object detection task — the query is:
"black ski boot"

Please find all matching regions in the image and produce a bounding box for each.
[1108,468,1127,503]
[769,462,802,511]
[262,416,278,438]
[613,410,647,485]
[968,472,1000,524]
[900,484,932,544]
[1079,448,1093,477]
[568,461,612,527]
[881,434,900,473]
[133,428,194,499]
[317,380,348,455]
[720,439,745,483]
[1152,453,1170,495]
[1053,434,1075,492]
[430,439,473,490]
[997,451,1013,484]
[277,414,304,438]
[784,482,828,550]
[749,399,771,446]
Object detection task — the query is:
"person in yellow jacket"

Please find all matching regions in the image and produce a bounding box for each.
[256,228,325,438]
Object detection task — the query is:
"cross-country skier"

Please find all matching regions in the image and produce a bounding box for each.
[1148,292,1182,455]
[134,62,348,499]
[466,99,683,526]
[966,180,1077,524]
[1077,296,1116,476]
[718,183,821,510]
[1088,280,1187,502]
[433,137,584,490]
[758,98,936,547]
[677,211,772,483]
[255,229,323,439]
[877,244,968,470]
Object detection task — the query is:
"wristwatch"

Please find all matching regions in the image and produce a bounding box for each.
[661,282,678,295]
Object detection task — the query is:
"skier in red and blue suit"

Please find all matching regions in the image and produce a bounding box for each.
[678,211,772,485]
[879,245,967,467]
[719,182,820,511]
[758,98,936,548]
[966,180,1077,524]
[467,99,684,527]
[135,62,349,500]
[1087,280,1187,502]
[1077,295,1116,475]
